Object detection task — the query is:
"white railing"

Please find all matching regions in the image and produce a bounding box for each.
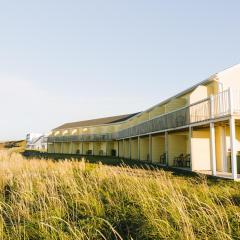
[48,88,240,142]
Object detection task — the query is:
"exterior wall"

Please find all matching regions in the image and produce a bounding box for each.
[47,143,54,153]
[152,135,165,163]
[130,138,138,160]
[168,132,189,166]
[106,142,116,156]
[217,64,240,90]
[54,143,61,153]
[139,137,149,161]
[119,140,124,158]
[123,139,130,159]
[191,128,211,171]
[83,142,90,155]
[189,85,208,104]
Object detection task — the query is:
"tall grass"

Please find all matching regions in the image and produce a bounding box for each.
[0,150,240,239]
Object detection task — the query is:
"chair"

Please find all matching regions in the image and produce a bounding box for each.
[111,149,116,157]
[184,154,191,168]
[86,150,92,155]
[174,154,184,167]
[160,153,166,165]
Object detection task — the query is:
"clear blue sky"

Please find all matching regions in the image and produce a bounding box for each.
[0,0,239,140]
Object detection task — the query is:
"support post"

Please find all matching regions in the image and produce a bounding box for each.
[189,127,192,170]
[149,134,152,162]
[117,141,119,158]
[165,132,168,166]
[230,117,237,180]
[129,138,132,159]
[70,142,73,154]
[210,123,216,176]
[61,142,63,154]
[138,136,140,161]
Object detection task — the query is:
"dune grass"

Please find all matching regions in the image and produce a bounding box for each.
[0,150,240,239]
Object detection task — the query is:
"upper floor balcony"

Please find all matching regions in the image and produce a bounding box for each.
[48,132,117,143]
[48,88,240,143]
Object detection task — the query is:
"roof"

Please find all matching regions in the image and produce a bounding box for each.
[54,113,140,130]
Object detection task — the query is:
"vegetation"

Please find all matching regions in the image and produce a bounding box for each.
[0,140,26,153]
[0,150,240,240]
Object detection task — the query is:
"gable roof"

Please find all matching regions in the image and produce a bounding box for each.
[54,113,140,130]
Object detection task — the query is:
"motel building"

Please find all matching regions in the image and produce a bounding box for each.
[48,64,240,180]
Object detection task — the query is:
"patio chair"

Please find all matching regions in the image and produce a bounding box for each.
[174,154,184,167]
[86,150,92,155]
[160,153,166,164]
[183,154,191,168]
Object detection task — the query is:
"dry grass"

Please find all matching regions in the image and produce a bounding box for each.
[0,150,240,240]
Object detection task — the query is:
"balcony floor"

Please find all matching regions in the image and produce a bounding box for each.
[196,170,240,180]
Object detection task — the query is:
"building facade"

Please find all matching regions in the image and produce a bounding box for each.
[48,64,240,180]
[26,133,48,151]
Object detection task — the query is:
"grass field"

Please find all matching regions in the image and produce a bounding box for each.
[1,150,240,240]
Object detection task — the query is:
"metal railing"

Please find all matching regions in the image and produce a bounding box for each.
[48,133,117,143]
[48,88,238,143]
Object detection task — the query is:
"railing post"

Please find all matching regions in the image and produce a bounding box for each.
[210,95,214,119]
[228,88,233,115]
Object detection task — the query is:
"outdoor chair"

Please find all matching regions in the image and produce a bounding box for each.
[111,149,116,157]
[160,153,166,164]
[86,150,92,155]
[183,154,191,168]
[174,154,184,167]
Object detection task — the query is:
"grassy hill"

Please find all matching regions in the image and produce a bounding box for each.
[0,140,26,152]
[0,150,240,239]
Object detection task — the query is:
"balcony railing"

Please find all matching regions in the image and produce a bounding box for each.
[48,88,240,143]
[48,133,117,143]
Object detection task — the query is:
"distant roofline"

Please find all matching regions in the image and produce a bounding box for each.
[54,112,140,130]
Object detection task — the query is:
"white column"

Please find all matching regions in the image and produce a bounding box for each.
[165,132,168,166]
[138,136,140,160]
[230,117,237,180]
[61,142,63,154]
[129,138,132,159]
[149,135,152,162]
[70,142,73,154]
[117,141,119,157]
[210,123,216,176]
[189,127,193,170]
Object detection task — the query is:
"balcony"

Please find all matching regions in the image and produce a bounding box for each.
[48,89,240,143]
[117,89,240,139]
[48,132,117,143]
